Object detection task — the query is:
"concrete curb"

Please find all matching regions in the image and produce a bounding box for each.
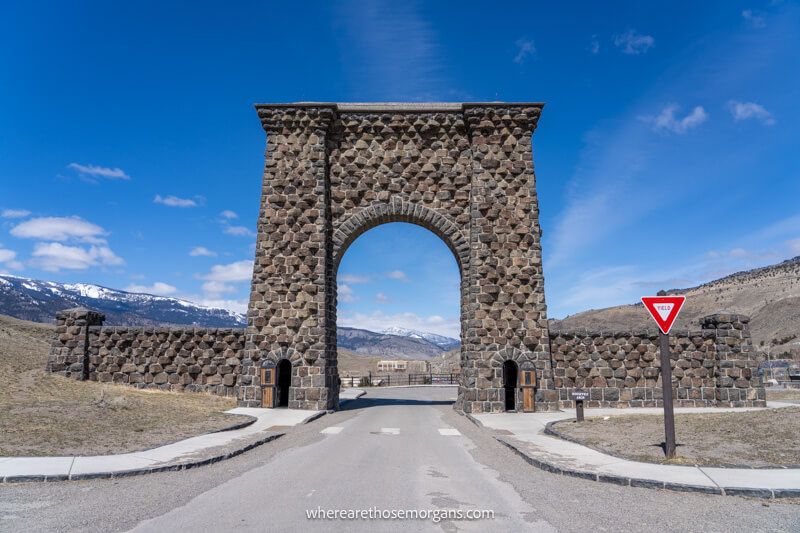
[1,433,284,484]
[496,436,800,500]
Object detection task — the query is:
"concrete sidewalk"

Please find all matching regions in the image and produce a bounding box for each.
[473,402,800,499]
[0,388,365,483]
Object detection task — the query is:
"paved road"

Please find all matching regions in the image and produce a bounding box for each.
[2,387,799,532]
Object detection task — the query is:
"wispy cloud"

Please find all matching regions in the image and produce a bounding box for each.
[386,270,409,282]
[30,242,123,272]
[334,0,446,99]
[189,246,216,257]
[588,35,600,55]
[338,284,356,303]
[10,216,108,244]
[125,282,177,296]
[153,194,201,208]
[220,210,238,219]
[198,260,253,282]
[223,225,255,237]
[727,100,775,125]
[375,292,389,303]
[641,105,708,134]
[339,274,371,284]
[68,163,130,181]
[613,29,654,55]
[742,9,766,28]
[338,310,460,338]
[1,209,30,219]
[513,38,535,64]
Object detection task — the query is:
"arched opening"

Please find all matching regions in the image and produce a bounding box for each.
[276,359,292,408]
[503,360,519,412]
[334,221,462,398]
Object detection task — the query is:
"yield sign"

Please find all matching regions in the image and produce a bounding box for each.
[641,295,686,334]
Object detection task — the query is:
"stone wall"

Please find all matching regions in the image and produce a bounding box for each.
[47,308,245,397]
[549,314,766,409]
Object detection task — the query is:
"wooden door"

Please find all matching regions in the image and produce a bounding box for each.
[522,387,535,412]
[262,386,274,408]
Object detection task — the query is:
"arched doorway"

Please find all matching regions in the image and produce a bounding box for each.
[503,360,518,412]
[277,359,292,408]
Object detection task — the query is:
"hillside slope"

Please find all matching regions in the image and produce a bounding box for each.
[553,256,800,351]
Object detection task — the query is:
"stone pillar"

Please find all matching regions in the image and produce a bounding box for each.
[460,105,555,413]
[241,105,338,410]
[704,313,766,407]
[46,307,105,380]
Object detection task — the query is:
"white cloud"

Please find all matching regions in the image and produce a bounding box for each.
[588,35,600,54]
[338,284,356,303]
[124,282,178,296]
[1,209,30,219]
[787,238,800,255]
[642,105,707,134]
[220,210,238,219]
[513,39,535,64]
[189,246,216,257]
[0,249,17,263]
[153,194,200,208]
[68,162,130,181]
[196,298,249,315]
[375,292,389,303]
[10,216,107,243]
[338,310,460,339]
[30,242,123,272]
[201,280,236,297]
[199,260,253,282]
[742,9,766,28]
[339,274,371,284]
[386,270,409,282]
[613,29,654,55]
[223,225,255,237]
[727,100,775,125]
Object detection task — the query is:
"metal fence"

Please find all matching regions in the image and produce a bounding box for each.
[340,373,459,388]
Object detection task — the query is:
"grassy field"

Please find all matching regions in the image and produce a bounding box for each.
[552,407,800,467]
[0,314,248,456]
[766,387,800,401]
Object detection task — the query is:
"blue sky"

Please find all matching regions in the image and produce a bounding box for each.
[1,1,798,338]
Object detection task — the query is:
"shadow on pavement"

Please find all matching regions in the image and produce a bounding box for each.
[340,395,455,411]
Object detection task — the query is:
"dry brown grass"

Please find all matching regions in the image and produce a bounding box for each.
[0,314,248,456]
[766,387,800,401]
[552,407,800,467]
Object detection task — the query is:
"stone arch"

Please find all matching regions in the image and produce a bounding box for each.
[241,102,556,413]
[332,199,470,275]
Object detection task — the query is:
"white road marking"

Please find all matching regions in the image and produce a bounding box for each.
[438,428,461,436]
[380,428,400,435]
[320,426,343,434]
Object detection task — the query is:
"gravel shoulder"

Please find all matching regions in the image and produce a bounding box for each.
[551,407,800,467]
[0,314,249,457]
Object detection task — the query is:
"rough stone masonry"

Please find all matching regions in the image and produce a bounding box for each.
[46,102,766,412]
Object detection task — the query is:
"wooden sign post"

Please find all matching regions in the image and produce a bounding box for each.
[641,291,686,459]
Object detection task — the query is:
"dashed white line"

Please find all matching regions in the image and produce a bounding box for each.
[321,426,343,434]
[438,428,461,436]
[380,428,400,435]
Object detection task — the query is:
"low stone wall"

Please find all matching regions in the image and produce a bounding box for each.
[47,308,246,398]
[47,308,766,409]
[549,314,766,409]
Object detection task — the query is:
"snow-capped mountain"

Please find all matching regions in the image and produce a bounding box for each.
[0,275,246,327]
[380,326,460,350]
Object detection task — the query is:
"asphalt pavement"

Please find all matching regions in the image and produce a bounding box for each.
[2,387,799,532]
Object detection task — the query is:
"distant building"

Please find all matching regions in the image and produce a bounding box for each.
[377,360,430,373]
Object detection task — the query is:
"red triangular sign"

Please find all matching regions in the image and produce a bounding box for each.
[641,295,686,334]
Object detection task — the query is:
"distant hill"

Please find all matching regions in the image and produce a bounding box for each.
[337,326,458,360]
[0,274,461,360]
[0,275,245,327]
[552,256,800,353]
